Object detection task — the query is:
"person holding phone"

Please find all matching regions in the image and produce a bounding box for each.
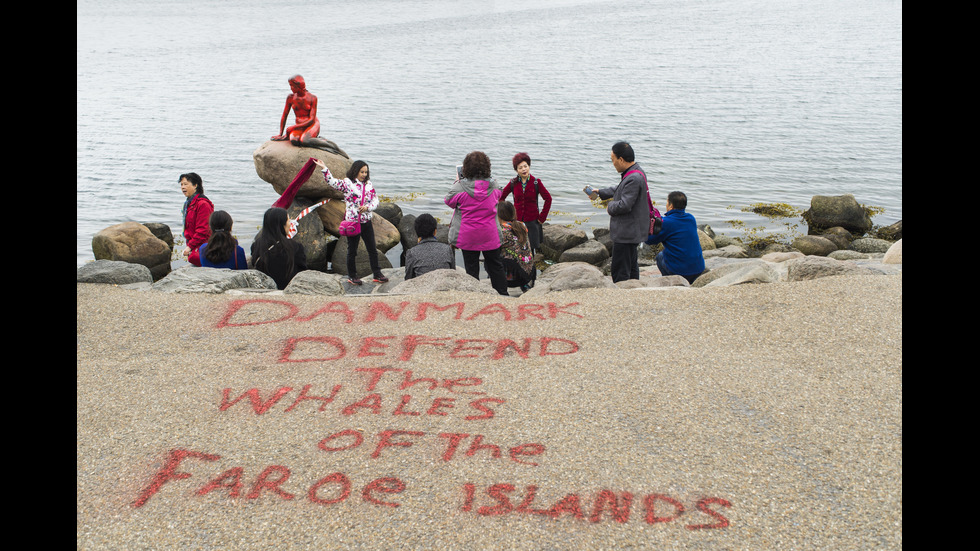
[500,152,551,286]
[586,142,651,283]
[445,151,508,296]
[313,158,388,285]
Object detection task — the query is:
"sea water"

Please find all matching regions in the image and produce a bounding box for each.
[76,0,902,267]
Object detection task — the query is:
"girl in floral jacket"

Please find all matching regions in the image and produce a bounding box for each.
[314,159,388,284]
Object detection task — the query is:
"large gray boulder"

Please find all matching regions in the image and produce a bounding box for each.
[712,234,738,248]
[802,194,872,235]
[849,238,894,254]
[698,229,716,251]
[558,240,610,266]
[828,250,870,261]
[77,260,153,285]
[398,214,419,253]
[91,222,172,281]
[284,270,346,295]
[140,222,175,251]
[540,225,589,261]
[704,245,751,259]
[252,140,350,201]
[818,227,854,250]
[591,227,614,254]
[692,259,780,287]
[784,256,877,282]
[388,268,497,295]
[792,235,838,256]
[374,202,403,228]
[521,262,616,297]
[150,267,278,293]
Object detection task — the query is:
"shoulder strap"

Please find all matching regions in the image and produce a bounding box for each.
[624,169,655,213]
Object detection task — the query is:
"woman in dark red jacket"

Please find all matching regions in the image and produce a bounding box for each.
[179,172,214,267]
[500,152,551,285]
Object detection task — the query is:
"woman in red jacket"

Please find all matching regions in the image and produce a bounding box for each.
[179,172,214,267]
[500,152,551,285]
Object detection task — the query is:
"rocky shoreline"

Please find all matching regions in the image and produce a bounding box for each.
[82,141,902,296]
[79,221,902,298]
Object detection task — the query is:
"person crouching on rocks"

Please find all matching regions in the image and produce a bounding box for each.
[496,201,534,292]
[251,207,307,290]
[404,213,456,280]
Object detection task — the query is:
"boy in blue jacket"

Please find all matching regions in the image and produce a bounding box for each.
[645,191,706,284]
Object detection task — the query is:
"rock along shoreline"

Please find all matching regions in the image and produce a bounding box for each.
[79,224,902,298]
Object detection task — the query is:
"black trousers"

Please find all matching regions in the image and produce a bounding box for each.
[611,242,639,283]
[346,221,382,278]
[461,248,509,296]
[524,219,542,284]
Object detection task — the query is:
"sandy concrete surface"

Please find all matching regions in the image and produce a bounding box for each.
[77,274,902,550]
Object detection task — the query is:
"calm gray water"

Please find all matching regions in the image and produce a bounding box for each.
[77,0,902,267]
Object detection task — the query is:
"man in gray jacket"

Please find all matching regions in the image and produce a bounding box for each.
[404,213,456,279]
[590,142,651,282]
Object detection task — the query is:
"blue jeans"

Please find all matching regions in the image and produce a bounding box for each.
[656,251,700,284]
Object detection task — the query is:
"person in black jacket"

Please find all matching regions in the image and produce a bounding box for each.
[250,207,307,289]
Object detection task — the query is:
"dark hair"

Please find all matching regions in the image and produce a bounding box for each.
[611,142,635,163]
[667,191,688,210]
[252,207,296,275]
[512,152,531,170]
[497,201,528,246]
[346,160,370,182]
[204,210,238,264]
[461,151,491,180]
[179,172,204,195]
[414,213,438,238]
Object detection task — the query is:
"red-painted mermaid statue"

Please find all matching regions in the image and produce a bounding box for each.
[271,75,347,158]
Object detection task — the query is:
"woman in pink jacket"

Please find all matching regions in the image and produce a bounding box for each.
[444,151,508,296]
